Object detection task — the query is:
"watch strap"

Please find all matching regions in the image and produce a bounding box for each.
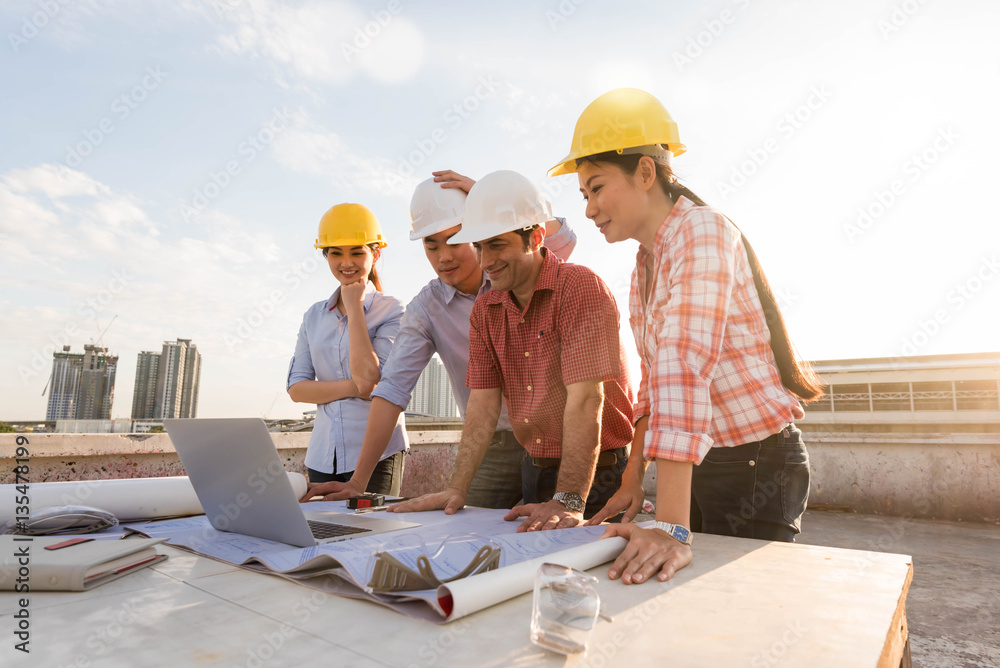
[653,521,693,545]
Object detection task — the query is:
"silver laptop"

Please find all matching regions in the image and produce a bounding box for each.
[164,417,419,548]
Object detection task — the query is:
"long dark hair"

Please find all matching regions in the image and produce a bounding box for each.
[580,151,824,402]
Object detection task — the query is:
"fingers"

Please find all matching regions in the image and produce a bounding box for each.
[388,492,459,514]
[607,533,639,581]
[606,529,693,585]
[387,495,430,513]
[584,500,622,526]
[319,487,356,502]
[503,504,533,522]
[431,169,474,192]
[621,497,644,524]
[443,493,466,515]
[600,523,634,540]
[300,482,334,502]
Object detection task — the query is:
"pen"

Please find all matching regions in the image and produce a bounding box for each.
[355,506,389,514]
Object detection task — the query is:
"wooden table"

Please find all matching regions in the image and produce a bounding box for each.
[1,531,911,667]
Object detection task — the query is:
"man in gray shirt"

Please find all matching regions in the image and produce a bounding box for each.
[301,170,577,507]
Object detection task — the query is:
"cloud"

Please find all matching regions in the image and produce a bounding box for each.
[0,164,156,269]
[207,0,425,86]
[270,111,415,197]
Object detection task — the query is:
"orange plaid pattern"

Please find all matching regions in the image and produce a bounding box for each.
[631,197,804,464]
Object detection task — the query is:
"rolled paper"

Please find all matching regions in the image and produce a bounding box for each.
[437,536,627,621]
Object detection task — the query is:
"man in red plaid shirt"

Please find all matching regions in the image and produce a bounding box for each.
[391,171,634,531]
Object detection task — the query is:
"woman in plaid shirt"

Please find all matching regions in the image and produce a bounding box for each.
[550,89,825,585]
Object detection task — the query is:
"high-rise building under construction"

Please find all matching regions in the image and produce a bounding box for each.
[131,338,202,419]
[46,344,118,421]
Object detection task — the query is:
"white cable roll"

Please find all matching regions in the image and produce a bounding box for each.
[0,473,308,523]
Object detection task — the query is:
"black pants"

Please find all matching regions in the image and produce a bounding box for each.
[690,424,809,542]
[307,450,404,496]
[520,448,627,520]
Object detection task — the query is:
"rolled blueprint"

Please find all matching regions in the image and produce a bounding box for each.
[0,473,308,523]
[437,535,627,621]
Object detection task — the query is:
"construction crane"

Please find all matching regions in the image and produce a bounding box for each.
[93,314,117,349]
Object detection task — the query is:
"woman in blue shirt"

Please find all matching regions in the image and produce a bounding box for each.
[287,203,408,495]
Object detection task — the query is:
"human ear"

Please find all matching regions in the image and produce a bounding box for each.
[637,156,658,191]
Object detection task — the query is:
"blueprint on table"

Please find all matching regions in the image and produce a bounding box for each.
[126,501,622,621]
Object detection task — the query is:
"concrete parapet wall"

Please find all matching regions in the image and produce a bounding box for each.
[0,431,462,498]
[805,432,999,523]
[640,431,1000,523]
[3,430,998,523]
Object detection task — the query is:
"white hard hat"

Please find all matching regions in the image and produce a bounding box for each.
[409,177,467,241]
[448,170,553,245]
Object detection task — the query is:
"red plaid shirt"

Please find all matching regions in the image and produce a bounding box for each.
[467,248,635,458]
[631,196,804,464]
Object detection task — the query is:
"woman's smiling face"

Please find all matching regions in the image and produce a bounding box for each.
[324,245,375,285]
[577,159,647,244]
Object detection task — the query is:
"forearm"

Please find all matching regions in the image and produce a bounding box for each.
[623,416,650,484]
[555,387,604,498]
[288,380,363,404]
[448,390,501,493]
[347,309,381,394]
[349,397,403,489]
[654,458,692,526]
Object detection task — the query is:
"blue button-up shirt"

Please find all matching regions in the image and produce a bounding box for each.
[372,220,578,430]
[287,282,408,474]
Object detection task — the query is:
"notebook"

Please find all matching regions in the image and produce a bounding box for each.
[0,536,168,591]
[164,418,419,548]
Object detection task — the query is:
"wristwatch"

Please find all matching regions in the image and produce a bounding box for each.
[653,521,693,545]
[551,492,586,514]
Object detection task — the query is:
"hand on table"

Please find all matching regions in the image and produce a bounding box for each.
[504,499,583,532]
[299,478,363,502]
[387,488,466,515]
[601,523,693,585]
[584,479,645,525]
[432,169,475,193]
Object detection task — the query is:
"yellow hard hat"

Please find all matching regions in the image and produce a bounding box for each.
[314,203,387,249]
[548,88,686,177]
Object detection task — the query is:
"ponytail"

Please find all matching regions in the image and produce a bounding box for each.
[367,243,383,292]
[580,152,825,402]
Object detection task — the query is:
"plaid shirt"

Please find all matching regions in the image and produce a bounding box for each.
[631,196,804,464]
[467,248,634,458]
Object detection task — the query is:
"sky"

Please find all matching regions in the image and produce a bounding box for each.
[1,0,998,421]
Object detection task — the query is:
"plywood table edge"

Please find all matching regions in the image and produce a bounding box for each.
[877,556,913,668]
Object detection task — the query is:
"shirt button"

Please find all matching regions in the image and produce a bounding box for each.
[524,352,530,357]
[527,385,532,391]
[536,439,541,444]
[748,460,755,467]
[524,418,529,423]
[520,318,525,324]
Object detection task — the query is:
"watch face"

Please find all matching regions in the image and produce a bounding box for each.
[674,526,690,543]
[554,492,585,513]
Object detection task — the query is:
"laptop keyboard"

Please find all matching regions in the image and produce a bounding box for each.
[306,520,373,539]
